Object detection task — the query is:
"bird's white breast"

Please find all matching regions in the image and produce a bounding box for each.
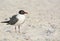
[16,14,25,25]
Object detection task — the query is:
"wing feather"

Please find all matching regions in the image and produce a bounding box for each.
[8,15,18,25]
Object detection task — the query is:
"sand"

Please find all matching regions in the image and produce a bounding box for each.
[0,0,60,41]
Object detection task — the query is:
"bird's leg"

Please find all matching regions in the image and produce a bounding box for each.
[18,25,20,33]
[15,26,16,32]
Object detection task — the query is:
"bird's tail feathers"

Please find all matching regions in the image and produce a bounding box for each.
[1,21,9,23]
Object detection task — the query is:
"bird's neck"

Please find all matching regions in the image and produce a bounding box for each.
[16,14,25,19]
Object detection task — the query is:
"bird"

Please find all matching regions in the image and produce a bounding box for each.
[1,10,28,33]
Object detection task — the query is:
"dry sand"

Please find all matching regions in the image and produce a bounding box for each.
[0,0,60,41]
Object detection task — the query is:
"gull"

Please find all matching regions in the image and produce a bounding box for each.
[1,10,28,33]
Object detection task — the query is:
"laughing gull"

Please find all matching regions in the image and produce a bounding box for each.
[1,10,28,33]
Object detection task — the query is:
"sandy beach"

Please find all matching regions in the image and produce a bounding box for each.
[0,0,60,41]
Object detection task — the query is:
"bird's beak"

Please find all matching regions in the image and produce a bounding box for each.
[25,12,28,14]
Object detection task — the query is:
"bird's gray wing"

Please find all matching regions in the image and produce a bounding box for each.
[8,15,18,25]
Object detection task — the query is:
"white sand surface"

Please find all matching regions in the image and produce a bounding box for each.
[0,0,60,41]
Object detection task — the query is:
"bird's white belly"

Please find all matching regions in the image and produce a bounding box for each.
[15,19,25,25]
[15,14,25,25]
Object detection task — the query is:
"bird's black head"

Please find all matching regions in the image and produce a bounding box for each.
[19,10,28,14]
